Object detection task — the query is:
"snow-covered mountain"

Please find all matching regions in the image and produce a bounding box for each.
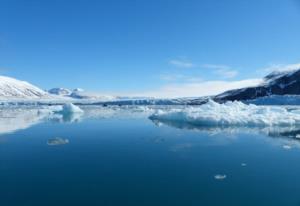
[0,76,49,99]
[5,67,300,105]
[48,88,71,96]
[47,87,117,101]
[214,68,300,102]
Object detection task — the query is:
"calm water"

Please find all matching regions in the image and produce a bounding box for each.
[1,106,300,206]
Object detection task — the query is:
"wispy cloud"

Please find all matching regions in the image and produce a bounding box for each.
[159,74,186,81]
[202,64,238,79]
[201,64,231,70]
[145,61,259,98]
[133,78,262,98]
[169,59,195,68]
[261,63,300,74]
[214,68,238,78]
[160,73,202,82]
[135,62,300,98]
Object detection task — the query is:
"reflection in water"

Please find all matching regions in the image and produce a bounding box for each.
[48,112,83,123]
[150,118,300,149]
[0,105,154,136]
[3,104,300,151]
[0,108,47,135]
[0,106,84,135]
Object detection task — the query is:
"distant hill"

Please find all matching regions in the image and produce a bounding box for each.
[0,76,48,99]
[48,88,72,96]
[214,68,300,102]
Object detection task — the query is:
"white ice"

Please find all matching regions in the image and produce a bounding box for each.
[57,103,84,115]
[214,174,226,180]
[149,100,300,126]
[47,137,69,146]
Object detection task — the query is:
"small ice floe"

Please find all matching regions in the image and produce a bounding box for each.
[47,137,69,146]
[296,134,300,139]
[241,163,247,167]
[282,145,292,150]
[214,174,226,180]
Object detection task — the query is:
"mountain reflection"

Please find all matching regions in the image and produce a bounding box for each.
[0,105,153,135]
[0,107,46,135]
[0,106,84,135]
[150,119,300,141]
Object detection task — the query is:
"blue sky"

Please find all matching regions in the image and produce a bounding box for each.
[1,0,300,97]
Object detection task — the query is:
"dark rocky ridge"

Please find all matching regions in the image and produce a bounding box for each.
[213,69,300,102]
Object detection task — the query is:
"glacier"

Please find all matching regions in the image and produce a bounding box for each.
[149,100,300,126]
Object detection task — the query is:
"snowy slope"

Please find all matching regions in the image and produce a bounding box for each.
[214,68,300,102]
[0,76,49,99]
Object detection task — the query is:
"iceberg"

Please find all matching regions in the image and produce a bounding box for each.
[149,100,300,126]
[57,103,84,115]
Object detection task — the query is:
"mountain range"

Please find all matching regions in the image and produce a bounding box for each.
[1,68,300,104]
[214,68,300,102]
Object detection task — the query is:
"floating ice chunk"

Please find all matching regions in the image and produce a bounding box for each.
[47,137,69,146]
[149,100,300,126]
[282,145,292,150]
[241,163,247,167]
[58,103,84,115]
[214,174,226,180]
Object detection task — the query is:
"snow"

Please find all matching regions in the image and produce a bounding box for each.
[0,76,48,99]
[263,65,300,83]
[149,100,300,126]
[0,75,119,103]
[73,88,84,93]
[48,88,71,96]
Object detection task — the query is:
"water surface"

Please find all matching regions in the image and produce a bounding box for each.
[1,106,300,206]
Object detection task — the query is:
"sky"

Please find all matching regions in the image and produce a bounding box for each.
[1,0,300,97]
